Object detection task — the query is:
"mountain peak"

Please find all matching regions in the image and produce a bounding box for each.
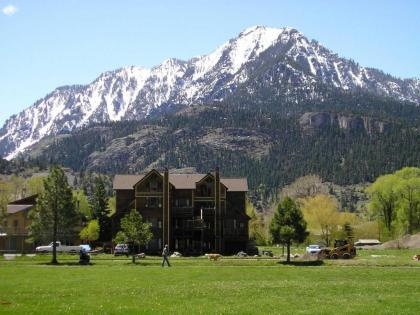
[1,26,419,160]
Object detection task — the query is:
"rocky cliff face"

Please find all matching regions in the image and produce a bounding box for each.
[299,112,388,134]
[1,26,419,159]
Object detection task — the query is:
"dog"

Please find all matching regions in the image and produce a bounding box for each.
[412,254,420,261]
[206,253,221,261]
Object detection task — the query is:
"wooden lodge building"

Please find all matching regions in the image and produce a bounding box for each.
[0,195,36,253]
[112,168,250,255]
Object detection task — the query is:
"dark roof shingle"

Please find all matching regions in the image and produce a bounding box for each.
[113,173,248,192]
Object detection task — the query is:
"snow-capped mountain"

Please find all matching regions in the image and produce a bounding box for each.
[1,26,419,160]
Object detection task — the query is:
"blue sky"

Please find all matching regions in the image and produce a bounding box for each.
[1,0,419,125]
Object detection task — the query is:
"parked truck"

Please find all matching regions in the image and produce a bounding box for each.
[35,242,84,254]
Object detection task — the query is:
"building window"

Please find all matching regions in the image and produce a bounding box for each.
[145,197,161,208]
[158,238,162,249]
[158,220,162,229]
[13,220,18,228]
[174,199,191,208]
[240,222,245,229]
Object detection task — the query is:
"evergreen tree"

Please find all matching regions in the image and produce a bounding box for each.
[28,166,79,264]
[89,176,111,242]
[270,197,308,262]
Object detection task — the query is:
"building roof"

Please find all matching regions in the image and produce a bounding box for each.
[113,173,248,192]
[220,178,248,192]
[6,194,38,214]
[7,204,33,214]
[169,174,206,189]
[113,174,145,190]
[8,194,38,205]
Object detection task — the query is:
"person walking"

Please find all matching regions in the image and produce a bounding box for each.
[161,244,171,267]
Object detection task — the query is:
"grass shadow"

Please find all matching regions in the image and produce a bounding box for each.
[278,260,324,266]
[41,261,95,266]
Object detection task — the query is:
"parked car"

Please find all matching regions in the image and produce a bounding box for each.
[114,244,129,256]
[35,242,81,254]
[171,251,182,257]
[306,244,323,254]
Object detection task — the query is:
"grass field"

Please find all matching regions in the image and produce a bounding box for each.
[0,249,419,314]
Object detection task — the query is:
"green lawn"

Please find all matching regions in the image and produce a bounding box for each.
[0,250,419,314]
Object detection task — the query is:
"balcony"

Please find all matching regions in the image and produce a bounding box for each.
[182,219,210,230]
[172,207,193,217]
[0,227,29,236]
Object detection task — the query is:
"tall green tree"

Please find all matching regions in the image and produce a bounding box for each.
[394,167,420,234]
[270,197,308,262]
[301,194,340,247]
[114,209,152,263]
[366,174,398,234]
[28,166,80,264]
[89,176,110,242]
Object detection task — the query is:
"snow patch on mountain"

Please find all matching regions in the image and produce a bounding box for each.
[1,25,419,160]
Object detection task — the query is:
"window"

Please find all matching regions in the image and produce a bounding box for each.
[158,238,162,249]
[150,181,158,192]
[13,220,18,228]
[240,222,245,229]
[158,220,162,229]
[174,198,191,208]
[146,197,161,208]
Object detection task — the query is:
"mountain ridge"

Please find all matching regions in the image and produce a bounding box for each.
[1,25,419,160]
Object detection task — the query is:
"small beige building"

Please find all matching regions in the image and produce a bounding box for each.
[0,195,37,253]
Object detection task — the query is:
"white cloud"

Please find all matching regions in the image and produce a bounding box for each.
[2,4,18,16]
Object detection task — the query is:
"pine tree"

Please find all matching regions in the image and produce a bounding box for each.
[270,197,308,263]
[28,166,80,264]
[89,176,111,242]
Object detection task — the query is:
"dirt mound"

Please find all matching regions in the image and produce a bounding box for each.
[381,233,420,249]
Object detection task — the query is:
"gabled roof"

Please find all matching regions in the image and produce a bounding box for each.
[169,174,206,189]
[7,204,33,214]
[113,173,248,192]
[132,169,164,188]
[8,194,38,205]
[113,174,145,190]
[220,178,248,192]
[7,194,38,214]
